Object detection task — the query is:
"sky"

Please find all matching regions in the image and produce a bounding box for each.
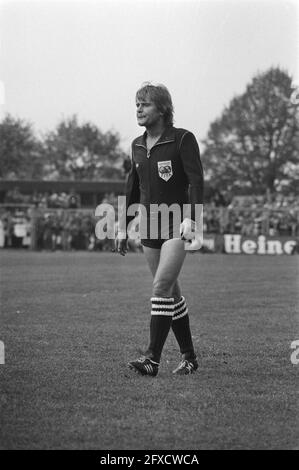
[0,0,298,152]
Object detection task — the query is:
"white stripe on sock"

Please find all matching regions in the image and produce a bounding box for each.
[151,310,174,316]
[174,304,187,315]
[151,303,174,310]
[172,307,188,321]
[174,296,185,309]
[151,297,174,303]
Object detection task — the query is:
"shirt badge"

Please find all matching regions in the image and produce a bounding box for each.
[157,160,173,182]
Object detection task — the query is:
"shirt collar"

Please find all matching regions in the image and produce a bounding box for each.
[135,126,175,146]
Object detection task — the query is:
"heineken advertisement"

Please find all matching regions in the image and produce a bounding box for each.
[202,234,298,255]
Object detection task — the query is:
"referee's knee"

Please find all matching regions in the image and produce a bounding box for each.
[152,279,173,299]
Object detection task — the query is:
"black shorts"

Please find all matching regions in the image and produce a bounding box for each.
[140,212,179,249]
[141,236,173,249]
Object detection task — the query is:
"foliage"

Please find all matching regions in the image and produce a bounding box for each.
[0,115,44,179]
[0,114,127,181]
[202,68,299,193]
[42,115,126,180]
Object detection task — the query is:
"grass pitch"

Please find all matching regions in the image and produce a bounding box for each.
[0,250,298,450]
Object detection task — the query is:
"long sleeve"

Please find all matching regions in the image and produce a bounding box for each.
[179,132,204,220]
[124,157,140,230]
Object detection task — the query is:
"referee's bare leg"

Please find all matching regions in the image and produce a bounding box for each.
[142,239,186,364]
[143,242,183,303]
[143,239,198,373]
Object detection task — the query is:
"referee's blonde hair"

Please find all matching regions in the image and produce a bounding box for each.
[136,82,174,127]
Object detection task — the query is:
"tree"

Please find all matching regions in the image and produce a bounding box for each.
[202,68,299,194]
[0,114,44,179]
[42,115,126,180]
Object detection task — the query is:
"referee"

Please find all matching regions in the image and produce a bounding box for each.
[115,82,204,376]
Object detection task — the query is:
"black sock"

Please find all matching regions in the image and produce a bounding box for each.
[172,296,196,360]
[146,297,174,363]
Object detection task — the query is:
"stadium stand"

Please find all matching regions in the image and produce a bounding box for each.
[0,187,298,251]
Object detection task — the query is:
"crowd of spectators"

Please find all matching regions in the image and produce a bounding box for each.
[0,203,141,252]
[0,209,31,248]
[0,191,298,250]
[201,191,299,236]
[225,193,298,236]
[0,208,116,251]
[4,187,81,209]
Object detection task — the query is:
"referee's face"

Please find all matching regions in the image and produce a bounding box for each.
[136,98,163,128]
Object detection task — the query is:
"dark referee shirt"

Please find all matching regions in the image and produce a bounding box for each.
[125,126,204,227]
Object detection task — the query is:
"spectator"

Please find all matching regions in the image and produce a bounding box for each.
[1,189,298,246]
[68,190,80,209]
